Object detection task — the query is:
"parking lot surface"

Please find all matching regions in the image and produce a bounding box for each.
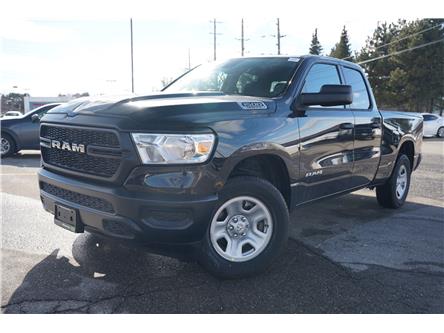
[1,140,443,313]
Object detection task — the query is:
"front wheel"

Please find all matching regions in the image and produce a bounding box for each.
[1,133,16,158]
[199,176,289,279]
[376,154,411,209]
[437,127,444,138]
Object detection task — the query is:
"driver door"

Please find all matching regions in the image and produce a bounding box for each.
[295,63,355,203]
[19,107,52,149]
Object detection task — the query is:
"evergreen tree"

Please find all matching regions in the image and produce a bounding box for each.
[358,19,444,113]
[388,19,444,113]
[357,22,401,108]
[309,28,323,55]
[330,26,352,60]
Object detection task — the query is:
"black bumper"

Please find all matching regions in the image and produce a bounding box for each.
[38,168,218,244]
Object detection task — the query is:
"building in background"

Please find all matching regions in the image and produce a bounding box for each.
[24,96,72,113]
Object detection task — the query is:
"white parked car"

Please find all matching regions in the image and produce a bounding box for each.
[2,111,22,118]
[421,113,444,138]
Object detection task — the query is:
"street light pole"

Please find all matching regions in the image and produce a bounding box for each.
[130,18,134,93]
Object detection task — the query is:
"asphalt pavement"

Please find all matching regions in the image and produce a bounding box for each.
[1,139,443,313]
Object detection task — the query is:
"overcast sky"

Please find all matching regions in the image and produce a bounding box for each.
[0,0,437,97]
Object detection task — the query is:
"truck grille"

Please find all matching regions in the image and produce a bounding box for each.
[41,182,115,214]
[41,125,119,147]
[40,125,121,178]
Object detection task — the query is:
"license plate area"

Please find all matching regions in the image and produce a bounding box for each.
[54,204,83,233]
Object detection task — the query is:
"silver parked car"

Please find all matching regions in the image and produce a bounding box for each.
[421,113,444,138]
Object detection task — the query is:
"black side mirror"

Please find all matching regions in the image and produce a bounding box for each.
[31,114,40,123]
[300,84,353,107]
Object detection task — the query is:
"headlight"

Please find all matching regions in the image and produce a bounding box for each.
[131,133,215,164]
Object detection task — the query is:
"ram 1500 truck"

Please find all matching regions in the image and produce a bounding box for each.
[38,56,422,278]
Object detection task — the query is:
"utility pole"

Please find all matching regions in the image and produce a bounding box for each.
[241,18,245,56]
[130,18,134,93]
[236,18,249,56]
[275,18,286,55]
[209,18,222,61]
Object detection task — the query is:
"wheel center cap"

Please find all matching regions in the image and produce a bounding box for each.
[226,215,249,238]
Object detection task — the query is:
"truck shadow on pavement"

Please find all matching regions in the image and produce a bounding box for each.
[1,152,41,168]
[3,194,444,314]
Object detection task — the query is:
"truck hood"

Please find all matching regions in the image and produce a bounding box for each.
[48,92,276,117]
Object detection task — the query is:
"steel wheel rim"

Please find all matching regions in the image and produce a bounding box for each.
[1,138,10,155]
[210,196,273,262]
[395,165,408,199]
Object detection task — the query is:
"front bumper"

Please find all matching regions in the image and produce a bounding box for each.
[39,168,219,244]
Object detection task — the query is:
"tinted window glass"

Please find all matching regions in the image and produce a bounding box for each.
[343,67,371,109]
[165,57,300,98]
[422,114,437,121]
[29,105,57,119]
[302,64,341,93]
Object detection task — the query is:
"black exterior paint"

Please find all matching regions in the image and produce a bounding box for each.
[37,56,423,244]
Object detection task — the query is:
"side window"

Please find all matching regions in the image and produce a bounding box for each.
[37,107,50,119]
[423,114,437,121]
[343,67,371,110]
[302,63,341,93]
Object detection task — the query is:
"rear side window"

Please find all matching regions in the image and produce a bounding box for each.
[423,114,437,121]
[302,64,341,93]
[343,67,371,110]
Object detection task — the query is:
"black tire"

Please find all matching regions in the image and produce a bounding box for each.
[198,176,289,279]
[376,154,411,209]
[1,133,16,158]
[437,127,444,138]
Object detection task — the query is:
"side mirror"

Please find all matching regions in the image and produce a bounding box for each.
[31,114,40,123]
[300,84,353,107]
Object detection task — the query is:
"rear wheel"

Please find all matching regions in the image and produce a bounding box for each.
[437,127,444,138]
[199,176,289,279]
[1,133,16,158]
[376,154,411,209]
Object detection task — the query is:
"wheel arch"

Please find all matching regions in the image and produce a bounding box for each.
[222,151,293,209]
[1,129,20,150]
[397,139,415,170]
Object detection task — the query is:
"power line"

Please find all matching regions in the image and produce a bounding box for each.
[342,22,443,61]
[357,38,444,65]
[209,18,223,61]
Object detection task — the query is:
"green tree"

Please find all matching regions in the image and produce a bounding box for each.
[358,19,444,113]
[388,19,444,113]
[357,22,402,108]
[309,28,323,55]
[330,26,352,60]
[1,93,25,114]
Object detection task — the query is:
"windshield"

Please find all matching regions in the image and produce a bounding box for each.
[164,57,301,98]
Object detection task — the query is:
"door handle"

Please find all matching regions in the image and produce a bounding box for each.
[340,123,354,130]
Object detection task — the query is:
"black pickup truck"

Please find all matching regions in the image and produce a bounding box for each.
[38,56,422,278]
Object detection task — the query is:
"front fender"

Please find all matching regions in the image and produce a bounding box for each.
[215,142,297,185]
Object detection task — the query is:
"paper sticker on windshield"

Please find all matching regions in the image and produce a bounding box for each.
[288,57,300,62]
[238,101,268,110]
